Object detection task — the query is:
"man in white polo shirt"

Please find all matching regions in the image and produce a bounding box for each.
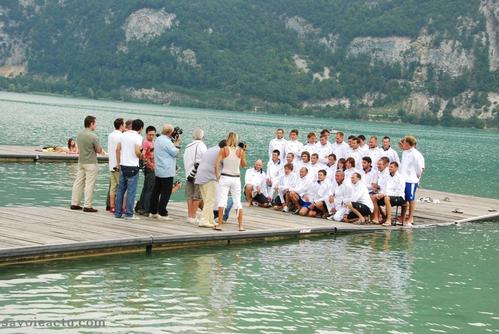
[367,135,382,171]
[268,128,287,162]
[107,118,125,213]
[381,136,400,164]
[331,131,349,160]
[244,159,269,207]
[400,135,424,227]
[284,129,303,162]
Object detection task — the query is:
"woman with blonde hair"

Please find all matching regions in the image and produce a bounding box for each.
[214,132,247,231]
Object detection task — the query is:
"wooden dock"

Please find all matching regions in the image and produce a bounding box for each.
[0,145,108,163]
[0,189,498,266]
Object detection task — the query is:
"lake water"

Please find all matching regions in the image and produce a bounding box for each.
[0,222,497,333]
[0,92,498,333]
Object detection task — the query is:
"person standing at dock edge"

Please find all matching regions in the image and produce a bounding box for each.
[183,128,207,224]
[400,135,424,227]
[107,118,125,213]
[70,115,103,212]
[114,119,144,220]
[149,124,180,220]
[214,132,247,231]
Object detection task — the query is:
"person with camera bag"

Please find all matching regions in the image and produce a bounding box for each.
[149,124,180,220]
[183,128,207,224]
[214,132,247,231]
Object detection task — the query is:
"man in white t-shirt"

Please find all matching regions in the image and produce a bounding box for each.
[344,172,374,224]
[244,159,269,207]
[284,129,303,162]
[357,135,369,156]
[380,136,400,164]
[400,135,424,227]
[115,119,144,219]
[316,134,332,165]
[302,132,318,156]
[268,128,287,162]
[183,128,208,223]
[331,131,350,160]
[107,118,125,213]
[266,150,283,200]
[367,136,382,171]
[347,137,364,170]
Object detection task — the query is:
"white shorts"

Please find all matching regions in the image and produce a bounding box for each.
[216,176,242,210]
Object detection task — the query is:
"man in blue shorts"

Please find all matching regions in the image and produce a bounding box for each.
[400,135,424,227]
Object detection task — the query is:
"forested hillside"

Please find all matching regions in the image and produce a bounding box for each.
[0,0,498,128]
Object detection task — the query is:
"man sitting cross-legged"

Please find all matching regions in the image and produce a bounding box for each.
[285,167,314,215]
[272,163,298,210]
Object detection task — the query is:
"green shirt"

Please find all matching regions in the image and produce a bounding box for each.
[77,129,100,164]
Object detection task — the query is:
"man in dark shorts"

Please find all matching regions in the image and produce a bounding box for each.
[244,159,269,207]
[379,161,407,226]
[345,172,374,224]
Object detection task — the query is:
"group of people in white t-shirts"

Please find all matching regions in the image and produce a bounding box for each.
[244,128,425,227]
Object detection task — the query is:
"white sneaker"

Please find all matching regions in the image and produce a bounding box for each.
[148,213,159,219]
[404,223,413,228]
[158,215,173,221]
[187,217,196,224]
[283,206,289,213]
[124,215,139,220]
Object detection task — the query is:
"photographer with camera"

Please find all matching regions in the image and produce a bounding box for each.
[214,132,247,231]
[183,128,207,224]
[149,124,181,220]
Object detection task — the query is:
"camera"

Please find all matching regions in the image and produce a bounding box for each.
[187,162,199,183]
[238,142,248,150]
[171,126,183,142]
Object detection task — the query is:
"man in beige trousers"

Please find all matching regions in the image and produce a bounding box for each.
[71,115,103,212]
[194,140,227,227]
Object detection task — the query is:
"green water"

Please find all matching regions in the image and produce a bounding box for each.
[0,223,498,333]
[0,91,498,207]
[0,92,498,333]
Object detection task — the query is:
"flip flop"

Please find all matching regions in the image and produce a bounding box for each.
[213,225,223,231]
[452,209,464,214]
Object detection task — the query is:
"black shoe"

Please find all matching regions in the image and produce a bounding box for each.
[83,207,98,213]
[70,205,83,210]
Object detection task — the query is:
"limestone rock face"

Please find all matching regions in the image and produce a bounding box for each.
[348,37,413,64]
[0,7,27,77]
[347,35,474,77]
[124,8,176,43]
[480,0,499,71]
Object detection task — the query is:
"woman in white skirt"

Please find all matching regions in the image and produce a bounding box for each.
[214,132,247,231]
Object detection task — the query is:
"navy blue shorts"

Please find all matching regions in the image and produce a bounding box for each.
[299,198,312,209]
[405,182,418,201]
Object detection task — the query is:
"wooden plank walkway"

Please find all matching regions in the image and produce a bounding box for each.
[0,189,498,265]
[0,145,108,163]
